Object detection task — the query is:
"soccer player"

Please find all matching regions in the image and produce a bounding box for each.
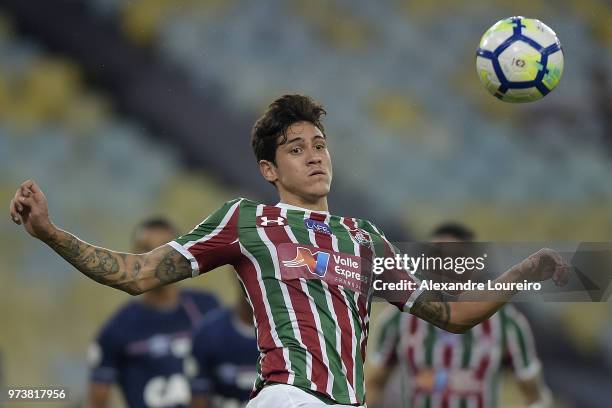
[367,223,552,408]
[189,289,259,408]
[87,218,219,408]
[9,94,570,408]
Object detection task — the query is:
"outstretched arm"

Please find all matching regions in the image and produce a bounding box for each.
[9,180,191,295]
[44,228,190,294]
[410,249,570,333]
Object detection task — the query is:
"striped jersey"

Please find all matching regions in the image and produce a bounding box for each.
[169,198,420,405]
[373,305,541,408]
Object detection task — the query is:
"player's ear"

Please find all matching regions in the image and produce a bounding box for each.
[259,160,278,184]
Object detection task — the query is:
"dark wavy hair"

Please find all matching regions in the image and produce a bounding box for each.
[251,94,327,164]
[431,223,475,241]
[132,217,178,242]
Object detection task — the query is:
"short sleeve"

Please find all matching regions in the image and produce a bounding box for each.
[366,223,422,313]
[502,306,542,380]
[371,307,402,368]
[89,325,122,384]
[169,199,243,277]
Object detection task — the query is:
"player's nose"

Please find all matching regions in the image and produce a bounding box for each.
[307,155,322,165]
[305,150,322,165]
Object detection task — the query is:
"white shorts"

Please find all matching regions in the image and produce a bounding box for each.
[246,384,365,408]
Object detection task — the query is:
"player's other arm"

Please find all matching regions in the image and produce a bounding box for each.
[366,308,401,407]
[410,249,570,333]
[366,363,393,408]
[503,307,553,408]
[9,180,191,295]
[516,374,553,408]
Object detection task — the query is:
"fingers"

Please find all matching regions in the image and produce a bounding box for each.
[553,264,571,287]
[9,198,21,224]
[545,249,571,287]
[22,179,41,194]
[20,184,31,197]
[17,195,36,208]
[10,180,45,227]
[9,180,44,226]
[12,187,35,214]
[12,190,23,212]
[548,250,566,266]
[21,179,34,190]
[523,249,571,287]
[13,186,30,211]
[14,180,40,207]
[20,180,43,203]
[19,182,32,201]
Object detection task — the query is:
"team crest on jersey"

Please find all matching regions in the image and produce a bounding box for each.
[348,228,372,248]
[282,247,330,277]
[256,215,287,227]
[304,218,332,235]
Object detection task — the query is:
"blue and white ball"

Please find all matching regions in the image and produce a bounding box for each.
[476,16,564,102]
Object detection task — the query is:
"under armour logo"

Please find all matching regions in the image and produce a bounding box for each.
[257,216,288,227]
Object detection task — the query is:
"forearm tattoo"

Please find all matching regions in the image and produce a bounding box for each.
[410,291,452,331]
[154,248,192,284]
[45,229,191,294]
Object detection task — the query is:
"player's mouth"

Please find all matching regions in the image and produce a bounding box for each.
[308,169,327,177]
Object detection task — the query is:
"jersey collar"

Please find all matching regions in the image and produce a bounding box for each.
[275,202,330,215]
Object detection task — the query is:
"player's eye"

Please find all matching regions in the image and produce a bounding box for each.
[315,143,326,150]
[291,146,303,154]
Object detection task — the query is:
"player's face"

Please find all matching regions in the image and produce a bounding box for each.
[133,227,177,253]
[261,121,333,204]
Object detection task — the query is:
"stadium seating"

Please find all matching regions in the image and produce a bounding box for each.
[82,0,612,237]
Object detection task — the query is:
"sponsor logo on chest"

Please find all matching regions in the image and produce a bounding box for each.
[278,243,370,294]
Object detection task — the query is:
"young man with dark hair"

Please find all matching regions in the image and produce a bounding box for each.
[10,94,569,407]
[87,218,219,408]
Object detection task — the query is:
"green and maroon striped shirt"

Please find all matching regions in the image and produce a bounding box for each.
[373,305,541,408]
[169,198,421,405]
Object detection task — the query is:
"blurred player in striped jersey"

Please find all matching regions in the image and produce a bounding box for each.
[367,224,552,408]
[87,218,219,408]
[10,95,570,408]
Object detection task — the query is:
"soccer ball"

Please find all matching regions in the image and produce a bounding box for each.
[476,16,564,102]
